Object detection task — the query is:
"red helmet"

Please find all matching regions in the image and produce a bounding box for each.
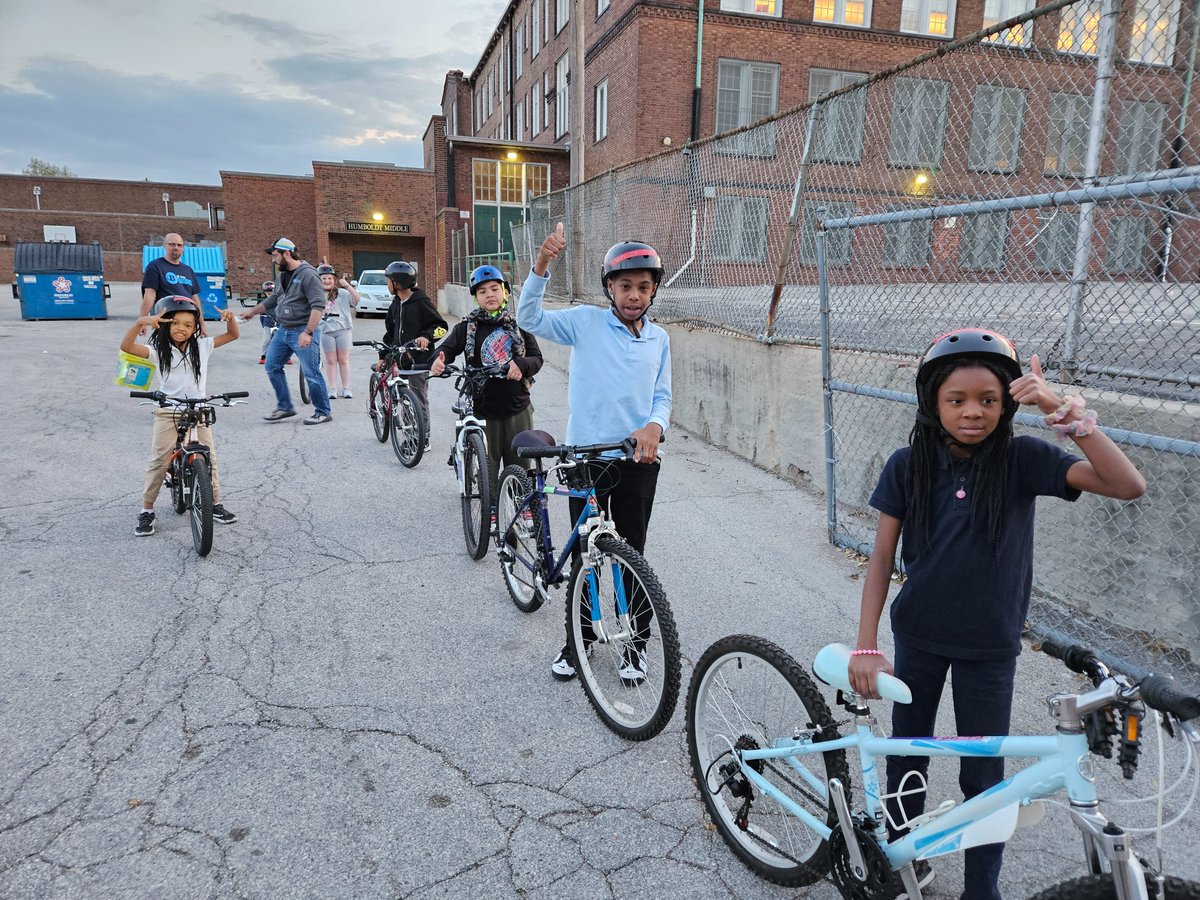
[601,241,663,303]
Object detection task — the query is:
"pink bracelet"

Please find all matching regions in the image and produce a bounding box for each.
[1045,395,1085,426]
[851,649,883,657]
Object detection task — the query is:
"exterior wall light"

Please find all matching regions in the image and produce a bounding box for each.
[506,151,518,160]
[372,212,384,222]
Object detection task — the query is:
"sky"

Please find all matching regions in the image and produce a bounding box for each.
[0,0,510,185]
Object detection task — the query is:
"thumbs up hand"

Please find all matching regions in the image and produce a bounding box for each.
[1010,352,1063,415]
[535,222,567,276]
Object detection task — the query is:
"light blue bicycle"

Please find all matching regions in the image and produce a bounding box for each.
[686,635,1200,899]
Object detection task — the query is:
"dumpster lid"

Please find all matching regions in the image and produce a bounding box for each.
[141,245,225,274]
[14,242,104,274]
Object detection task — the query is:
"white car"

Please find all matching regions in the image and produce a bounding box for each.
[354,270,392,317]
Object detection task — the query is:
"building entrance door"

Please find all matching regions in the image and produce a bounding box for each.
[352,250,406,278]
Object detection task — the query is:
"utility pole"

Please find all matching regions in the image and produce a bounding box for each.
[569,0,586,300]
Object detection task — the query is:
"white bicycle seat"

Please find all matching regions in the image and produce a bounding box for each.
[813,643,912,704]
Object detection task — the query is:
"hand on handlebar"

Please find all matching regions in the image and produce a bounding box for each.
[630,424,663,463]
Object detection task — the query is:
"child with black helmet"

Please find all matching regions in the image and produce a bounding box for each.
[847,328,1145,900]
[430,265,543,491]
[378,260,447,449]
[517,223,672,685]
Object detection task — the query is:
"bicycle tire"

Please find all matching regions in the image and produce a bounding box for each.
[1028,874,1200,900]
[171,457,186,514]
[566,533,680,741]
[687,634,848,886]
[496,465,545,612]
[461,430,491,559]
[188,457,214,557]
[369,373,389,443]
[391,385,426,468]
[298,358,311,405]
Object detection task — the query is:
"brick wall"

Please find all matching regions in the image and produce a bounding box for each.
[220,172,316,296]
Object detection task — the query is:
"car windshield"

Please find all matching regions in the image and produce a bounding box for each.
[359,272,386,286]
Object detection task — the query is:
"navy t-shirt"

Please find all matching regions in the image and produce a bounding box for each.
[142,257,200,306]
[870,436,1081,660]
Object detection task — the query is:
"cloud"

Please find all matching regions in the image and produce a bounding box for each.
[206,11,323,45]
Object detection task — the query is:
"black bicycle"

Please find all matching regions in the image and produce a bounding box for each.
[130,390,248,556]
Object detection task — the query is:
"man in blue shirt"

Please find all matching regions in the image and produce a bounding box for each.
[517,223,672,682]
[140,233,202,319]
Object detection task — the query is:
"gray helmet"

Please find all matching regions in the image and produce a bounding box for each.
[385,260,417,290]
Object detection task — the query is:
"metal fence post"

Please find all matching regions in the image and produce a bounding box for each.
[816,211,838,546]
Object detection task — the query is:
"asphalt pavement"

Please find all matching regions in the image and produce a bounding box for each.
[2,285,1197,899]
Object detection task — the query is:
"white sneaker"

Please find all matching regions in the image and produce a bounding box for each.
[551,646,577,681]
[340,388,352,399]
[619,648,647,686]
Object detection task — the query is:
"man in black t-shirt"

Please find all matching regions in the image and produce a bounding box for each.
[140,233,202,319]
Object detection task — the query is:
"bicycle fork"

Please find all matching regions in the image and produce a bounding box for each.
[1071,804,1152,900]
[581,521,634,645]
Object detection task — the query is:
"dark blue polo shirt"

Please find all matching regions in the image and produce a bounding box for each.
[142,257,200,303]
[870,436,1081,660]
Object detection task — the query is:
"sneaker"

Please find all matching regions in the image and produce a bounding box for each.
[619,647,648,686]
[263,409,296,422]
[162,470,174,491]
[134,511,156,536]
[303,413,333,425]
[211,504,238,524]
[259,355,266,364]
[340,389,353,399]
[897,860,934,900]
[551,645,577,681]
[424,441,431,453]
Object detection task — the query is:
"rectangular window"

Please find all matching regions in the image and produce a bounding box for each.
[527,163,550,199]
[555,54,570,138]
[499,162,524,204]
[1058,0,1103,54]
[1035,210,1080,271]
[808,68,867,164]
[715,59,780,157]
[720,0,782,15]
[713,195,770,261]
[515,23,524,78]
[967,85,1026,173]
[799,201,854,264]
[532,0,542,57]
[900,0,955,36]
[959,210,1010,270]
[598,0,611,14]
[531,86,541,135]
[595,78,609,142]
[813,0,870,26]
[516,100,525,139]
[882,211,933,267]
[1131,0,1180,63]
[1105,216,1150,273]
[1043,92,1092,176]
[208,205,226,231]
[544,71,553,135]
[982,0,1033,44]
[1115,100,1166,174]
[887,77,949,168]
[557,0,570,33]
[473,159,498,202]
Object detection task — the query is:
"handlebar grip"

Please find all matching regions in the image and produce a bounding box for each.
[352,340,372,346]
[1039,638,1096,675]
[129,390,160,399]
[222,391,250,399]
[1140,676,1200,721]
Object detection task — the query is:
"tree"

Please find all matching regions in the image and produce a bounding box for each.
[23,158,75,177]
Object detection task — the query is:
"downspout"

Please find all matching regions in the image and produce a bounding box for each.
[664,206,698,288]
[508,9,517,141]
[1158,0,1199,279]
[691,0,705,141]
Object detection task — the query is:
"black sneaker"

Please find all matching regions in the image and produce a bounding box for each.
[134,511,156,536]
[898,860,934,899]
[211,504,238,524]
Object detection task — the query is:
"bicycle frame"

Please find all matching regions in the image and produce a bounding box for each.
[167,410,211,505]
[450,387,488,499]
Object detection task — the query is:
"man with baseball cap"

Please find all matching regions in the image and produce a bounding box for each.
[239,238,333,424]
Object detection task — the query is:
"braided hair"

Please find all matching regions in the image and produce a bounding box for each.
[906,357,1019,558]
[149,310,202,383]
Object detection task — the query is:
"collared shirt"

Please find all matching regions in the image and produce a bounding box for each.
[516,270,671,449]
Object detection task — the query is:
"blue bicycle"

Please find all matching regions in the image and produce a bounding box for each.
[686,635,1200,899]
[495,436,680,741]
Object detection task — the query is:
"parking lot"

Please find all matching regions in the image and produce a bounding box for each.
[2,284,1198,899]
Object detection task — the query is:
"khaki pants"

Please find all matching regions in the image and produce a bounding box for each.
[141,408,221,507]
[483,406,534,496]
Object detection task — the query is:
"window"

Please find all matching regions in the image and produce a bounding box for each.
[813,0,869,27]
[527,164,550,199]
[1034,210,1080,271]
[808,69,867,164]
[516,99,525,139]
[557,0,570,33]
[516,22,524,78]
[499,162,524,204]
[545,0,552,45]
[720,0,782,15]
[967,85,1025,173]
[595,78,609,141]
[799,201,854,264]
[173,200,207,219]
[1044,92,1092,175]
[887,77,949,168]
[715,59,780,157]
[1058,0,1102,54]
[598,0,611,14]
[882,211,933,267]
[531,86,541,135]
[208,205,225,231]
[982,0,1033,45]
[473,160,551,205]
[555,53,570,138]
[1114,100,1166,174]
[532,0,542,56]
[1131,0,1180,64]
[544,71,553,135]
[1105,216,1150,273]
[900,0,955,35]
[959,210,1009,270]
[713,195,770,261]
[473,159,498,202]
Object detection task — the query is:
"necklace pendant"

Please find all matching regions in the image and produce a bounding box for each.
[956,487,967,499]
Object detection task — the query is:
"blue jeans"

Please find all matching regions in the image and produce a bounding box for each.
[885,639,1017,900]
[265,325,330,417]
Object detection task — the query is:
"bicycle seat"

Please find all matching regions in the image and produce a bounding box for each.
[511,429,557,451]
[813,643,912,704]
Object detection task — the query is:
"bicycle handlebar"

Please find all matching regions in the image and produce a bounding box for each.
[352,339,422,352]
[517,438,638,460]
[431,362,508,381]
[129,390,250,405]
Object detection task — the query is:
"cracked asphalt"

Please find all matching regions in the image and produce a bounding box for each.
[3,285,1198,899]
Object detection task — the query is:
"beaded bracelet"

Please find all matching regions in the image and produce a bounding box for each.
[851,649,883,657]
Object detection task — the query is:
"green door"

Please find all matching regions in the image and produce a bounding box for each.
[499,207,526,256]
[352,251,405,278]
[474,205,499,256]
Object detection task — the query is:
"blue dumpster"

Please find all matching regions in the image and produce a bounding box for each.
[141,245,229,320]
[12,242,110,320]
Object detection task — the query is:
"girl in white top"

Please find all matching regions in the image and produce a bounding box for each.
[317,264,360,399]
[120,301,240,535]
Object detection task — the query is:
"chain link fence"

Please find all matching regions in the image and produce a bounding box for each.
[508,0,1199,690]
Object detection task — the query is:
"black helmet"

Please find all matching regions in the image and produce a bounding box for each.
[916,328,1022,389]
[316,264,336,277]
[385,260,417,290]
[601,241,663,302]
[159,298,200,317]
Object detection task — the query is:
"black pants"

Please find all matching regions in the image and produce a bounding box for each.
[565,460,660,654]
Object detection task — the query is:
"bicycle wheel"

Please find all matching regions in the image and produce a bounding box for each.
[391,385,426,468]
[566,533,680,740]
[687,634,848,885]
[496,465,545,612]
[1028,875,1200,900]
[188,457,214,557]
[298,358,311,405]
[460,430,491,560]
[171,457,186,514]
[369,373,389,443]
